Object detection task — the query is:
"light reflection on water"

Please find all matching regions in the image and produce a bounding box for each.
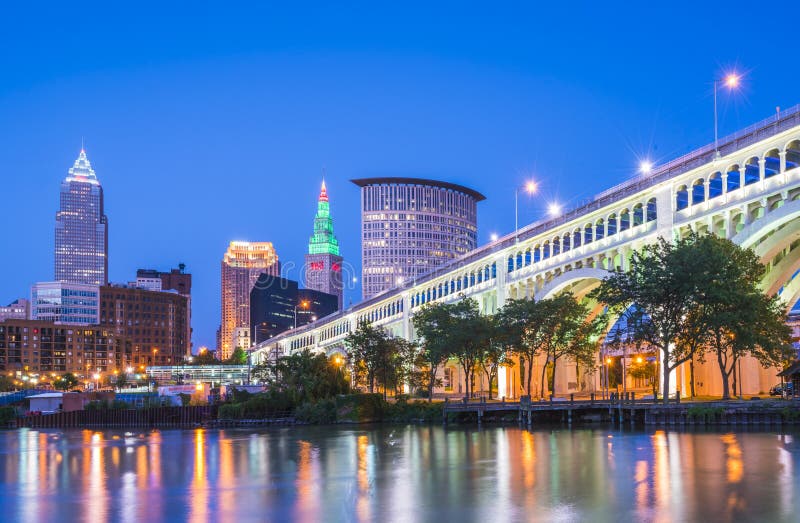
[0,426,798,522]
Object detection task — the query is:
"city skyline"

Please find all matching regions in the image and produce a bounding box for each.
[4,2,800,349]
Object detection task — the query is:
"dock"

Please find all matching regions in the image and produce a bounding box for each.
[442,395,800,426]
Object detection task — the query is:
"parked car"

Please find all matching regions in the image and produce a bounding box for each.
[770,382,794,396]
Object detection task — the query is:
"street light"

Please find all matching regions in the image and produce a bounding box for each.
[294,300,310,329]
[547,201,562,217]
[515,180,538,243]
[714,72,741,157]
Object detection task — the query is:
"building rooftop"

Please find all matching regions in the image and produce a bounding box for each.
[350,177,487,202]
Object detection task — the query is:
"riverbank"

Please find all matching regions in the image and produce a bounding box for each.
[6,394,800,429]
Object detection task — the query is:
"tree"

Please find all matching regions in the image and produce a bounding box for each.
[226,347,248,365]
[54,373,79,391]
[267,349,349,404]
[444,299,493,399]
[194,349,222,365]
[0,375,15,392]
[689,234,793,399]
[592,234,711,404]
[542,293,604,397]
[412,302,457,401]
[478,315,511,399]
[497,298,549,396]
[345,322,393,396]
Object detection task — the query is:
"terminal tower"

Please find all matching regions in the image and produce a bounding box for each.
[304,181,343,310]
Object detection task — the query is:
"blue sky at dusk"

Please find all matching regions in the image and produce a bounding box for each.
[2,1,798,350]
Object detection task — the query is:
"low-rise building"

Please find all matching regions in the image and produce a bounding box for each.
[0,299,28,321]
[0,319,131,375]
[99,284,190,369]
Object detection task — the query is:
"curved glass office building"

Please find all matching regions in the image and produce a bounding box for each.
[352,177,485,299]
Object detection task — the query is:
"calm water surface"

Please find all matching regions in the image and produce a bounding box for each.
[0,425,798,522]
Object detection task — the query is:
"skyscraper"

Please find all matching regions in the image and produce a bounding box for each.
[352,177,485,299]
[219,241,280,359]
[54,149,108,286]
[304,181,344,310]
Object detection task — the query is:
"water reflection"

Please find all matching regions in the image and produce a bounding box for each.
[0,426,798,522]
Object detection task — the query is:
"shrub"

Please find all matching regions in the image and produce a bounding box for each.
[177,393,192,406]
[384,399,443,422]
[335,393,384,423]
[295,399,337,424]
[0,406,16,424]
[687,406,725,422]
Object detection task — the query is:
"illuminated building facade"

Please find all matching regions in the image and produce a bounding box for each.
[30,282,100,325]
[304,181,344,310]
[54,149,108,286]
[352,177,485,299]
[219,242,280,359]
[0,319,131,375]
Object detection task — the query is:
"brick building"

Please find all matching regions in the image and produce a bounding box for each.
[99,285,190,369]
[0,319,131,375]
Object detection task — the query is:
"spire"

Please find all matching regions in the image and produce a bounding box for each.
[319,179,329,202]
[66,148,99,184]
[308,179,340,256]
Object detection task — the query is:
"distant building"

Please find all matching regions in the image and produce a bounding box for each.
[0,319,131,375]
[135,265,193,353]
[0,299,28,322]
[304,181,344,310]
[219,242,280,360]
[135,265,192,296]
[99,285,190,369]
[232,327,251,352]
[250,273,338,344]
[54,149,108,286]
[351,177,485,299]
[30,282,100,325]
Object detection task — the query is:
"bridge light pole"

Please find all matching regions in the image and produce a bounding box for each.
[515,180,538,243]
[714,73,741,158]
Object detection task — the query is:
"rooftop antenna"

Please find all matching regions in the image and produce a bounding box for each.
[81,136,85,152]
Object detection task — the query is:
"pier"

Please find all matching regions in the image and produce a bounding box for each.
[442,396,800,426]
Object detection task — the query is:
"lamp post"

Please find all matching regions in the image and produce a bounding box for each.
[714,73,741,157]
[515,180,538,243]
[293,300,310,329]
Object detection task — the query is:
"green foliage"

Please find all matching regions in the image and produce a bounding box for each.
[218,390,297,419]
[345,323,414,398]
[335,393,384,423]
[294,398,337,424]
[686,406,725,422]
[226,347,248,365]
[177,393,192,406]
[592,232,792,403]
[0,406,17,424]
[54,373,79,391]
[383,397,443,422]
[412,302,460,401]
[193,350,222,365]
[85,399,129,410]
[781,406,800,421]
[0,375,15,392]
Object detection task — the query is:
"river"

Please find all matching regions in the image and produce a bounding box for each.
[0,425,797,522]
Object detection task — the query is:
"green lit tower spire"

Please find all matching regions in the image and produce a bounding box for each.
[304,180,344,310]
[307,180,340,255]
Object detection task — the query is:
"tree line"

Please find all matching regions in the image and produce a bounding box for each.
[344,292,605,401]
[342,232,794,403]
